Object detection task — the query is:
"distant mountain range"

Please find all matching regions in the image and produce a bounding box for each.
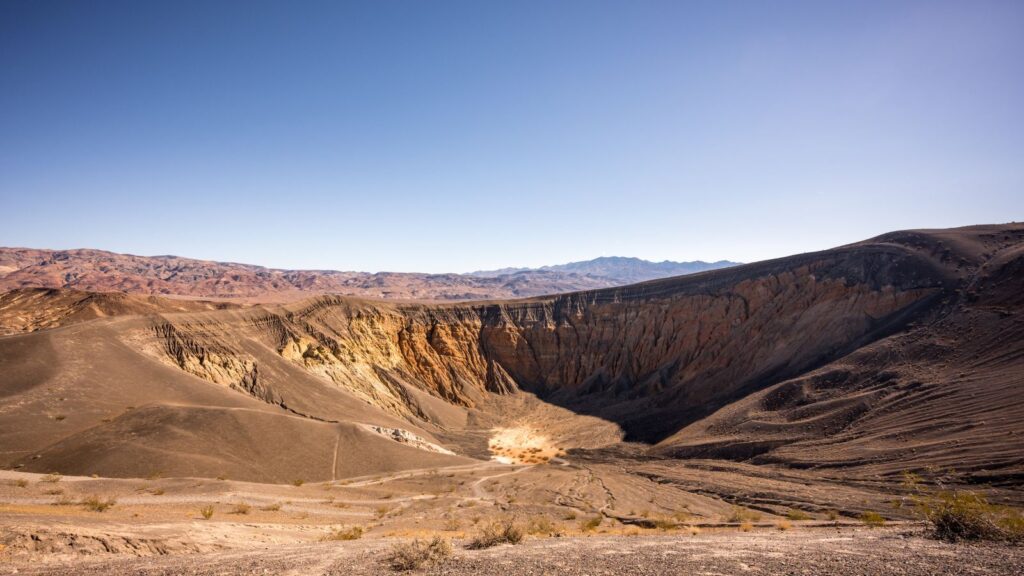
[472,256,739,285]
[0,248,739,302]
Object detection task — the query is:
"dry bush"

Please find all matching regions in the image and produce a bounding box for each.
[43,488,63,496]
[859,511,885,528]
[387,537,452,571]
[916,491,1023,542]
[652,517,677,530]
[727,506,761,523]
[151,488,165,496]
[260,502,282,512]
[323,525,364,541]
[231,502,251,515]
[902,470,1024,542]
[579,516,602,532]
[15,479,28,488]
[525,515,557,536]
[375,505,392,519]
[775,519,792,531]
[443,517,461,532]
[739,520,753,532]
[200,505,215,520]
[291,479,305,487]
[40,473,62,484]
[786,509,812,521]
[466,517,524,549]
[81,495,116,512]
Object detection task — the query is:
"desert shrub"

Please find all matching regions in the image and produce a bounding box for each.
[652,517,677,530]
[40,473,62,484]
[901,469,1024,542]
[387,537,452,571]
[443,517,461,532]
[580,516,602,532]
[826,510,840,521]
[739,520,753,532]
[151,488,165,496]
[727,506,761,523]
[323,525,364,541]
[81,495,116,512]
[260,502,282,512]
[466,517,523,549]
[15,479,28,488]
[916,490,1023,543]
[859,511,885,528]
[775,519,792,531]
[526,515,556,536]
[231,503,251,515]
[375,505,392,519]
[786,509,812,521]
[200,505,215,519]
[291,479,305,486]
[43,488,64,496]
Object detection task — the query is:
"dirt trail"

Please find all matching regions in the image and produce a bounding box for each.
[470,465,533,500]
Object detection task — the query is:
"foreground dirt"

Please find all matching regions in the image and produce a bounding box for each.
[3,530,1021,576]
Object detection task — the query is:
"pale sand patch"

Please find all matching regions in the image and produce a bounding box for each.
[487,426,566,464]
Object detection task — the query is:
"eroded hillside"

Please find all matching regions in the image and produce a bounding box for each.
[2,224,1022,488]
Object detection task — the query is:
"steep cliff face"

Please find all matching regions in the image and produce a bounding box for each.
[145,232,965,442]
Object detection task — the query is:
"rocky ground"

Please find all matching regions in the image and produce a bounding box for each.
[3,529,1021,576]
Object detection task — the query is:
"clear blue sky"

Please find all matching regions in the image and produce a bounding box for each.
[2,1,1022,273]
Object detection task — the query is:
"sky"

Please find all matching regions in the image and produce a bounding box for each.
[1,1,1022,273]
